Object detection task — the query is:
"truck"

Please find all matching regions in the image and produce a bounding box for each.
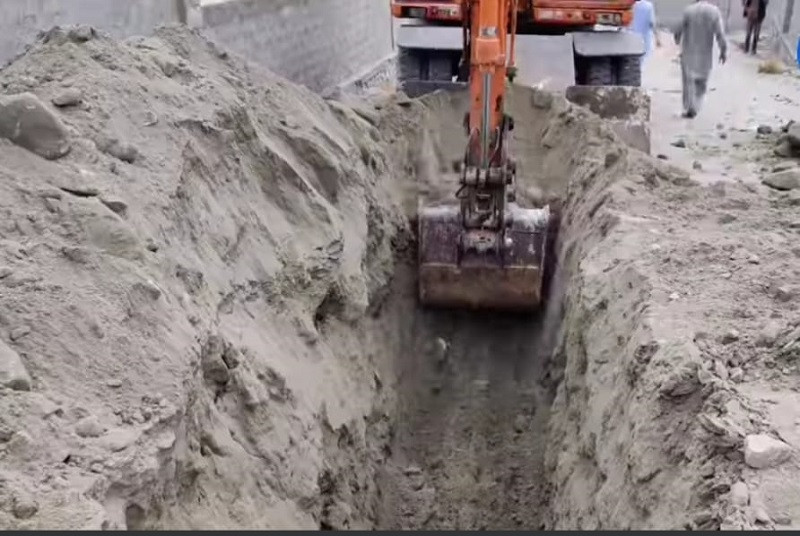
[391,0,645,96]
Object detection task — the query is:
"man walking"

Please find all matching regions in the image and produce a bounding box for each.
[744,0,769,53]
[674,0,728,118]
[631,0,662,66]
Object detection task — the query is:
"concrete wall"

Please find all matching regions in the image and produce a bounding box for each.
[655,0,746,32]
[0,0,182,65]
[202,0,393,94]
[0,0,395,94]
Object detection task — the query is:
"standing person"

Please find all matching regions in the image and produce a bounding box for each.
[631,0,662,65]
[744,0,769,53]
[674,0,728,118]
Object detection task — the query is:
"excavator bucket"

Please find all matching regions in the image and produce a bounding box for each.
[418,202,551,311]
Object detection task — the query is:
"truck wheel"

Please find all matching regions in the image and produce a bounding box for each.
[427,52,454,82]
[398,47,422,84]
[614,55,642,87]
[584,57,613,86]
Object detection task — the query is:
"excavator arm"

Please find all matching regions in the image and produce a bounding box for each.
[417,0,552,312]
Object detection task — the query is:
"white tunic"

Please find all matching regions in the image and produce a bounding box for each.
[675,1,728,79]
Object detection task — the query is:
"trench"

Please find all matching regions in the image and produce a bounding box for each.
[359,87,571,530]
[374,252,564,530]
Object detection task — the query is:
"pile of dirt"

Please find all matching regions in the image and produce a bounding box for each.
[0,24,407,529]
[1,22,798,531]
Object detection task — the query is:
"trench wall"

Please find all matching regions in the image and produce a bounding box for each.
[0,0,395,93]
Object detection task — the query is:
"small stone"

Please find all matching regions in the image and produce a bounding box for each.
[773,286,794,302]
[669,292,680,301]
[403,464,423,476]
[721,329,741,344]
[730,367,744,383]
[693,160,703,170]
[730,481,749,506]
[103,427,140,452]
[714,360,729,380]
[756,321,782,346]
[51,88,83,107]
[75,415,104,438]
[145,240,159,252]
[132,280,161,301]
[513,414,527,433]
[9,325,31,341]
[747,254,761,264]
[763,169,800,191]
[719,132,728,139]
[99,196,128,217]
[12,493,38,519]
[718,213,736,224]
[774,513,792,526]
[61,246,91,264]
[672,139,687,148]
[744,434,792,469]
[96,137,139,164]
[106,379,122,388]
[0,339,31,391]
[68,25,95,42]
[721,272,732,279]
[754,506,772,525]
[657,153,668,160]
[757,124,773,135]
[0,266,12,279]
[433,337,449,363]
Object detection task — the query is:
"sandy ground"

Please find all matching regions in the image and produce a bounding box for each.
[0,21,798,531]
[645,28,800,184]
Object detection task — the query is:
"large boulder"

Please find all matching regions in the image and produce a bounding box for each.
[0,93,71,160]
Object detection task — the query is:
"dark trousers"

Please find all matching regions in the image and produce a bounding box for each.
[745,17,763,53]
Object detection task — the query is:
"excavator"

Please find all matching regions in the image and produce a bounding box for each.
[417,0,553,311]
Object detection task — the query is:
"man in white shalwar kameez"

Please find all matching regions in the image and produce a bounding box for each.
[674,0,728,118]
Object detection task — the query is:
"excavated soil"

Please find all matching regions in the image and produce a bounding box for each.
[0,24,798,531]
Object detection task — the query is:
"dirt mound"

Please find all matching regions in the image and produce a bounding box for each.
[0,24,405,529]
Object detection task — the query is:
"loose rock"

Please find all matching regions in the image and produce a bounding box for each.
[96,137,139,163]
[75,415,105,438]
[730,481,749,506]
[9,325,31,341]
[51,88,83,107]
[744,434,792,469]
[0,339,31,391]
[722,329,741,344]
[12,492,38,519]
[0,93,71,160]
[757,125,773,135]
[762,169,800,191]
[99,196,128,217]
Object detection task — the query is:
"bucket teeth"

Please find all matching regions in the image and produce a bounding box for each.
[418,203,550,311]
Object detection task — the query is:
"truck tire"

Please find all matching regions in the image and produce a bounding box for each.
[398,47,422,84]
[614,55,642,87]
[427,52,454,81]
[584,57,613,86]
